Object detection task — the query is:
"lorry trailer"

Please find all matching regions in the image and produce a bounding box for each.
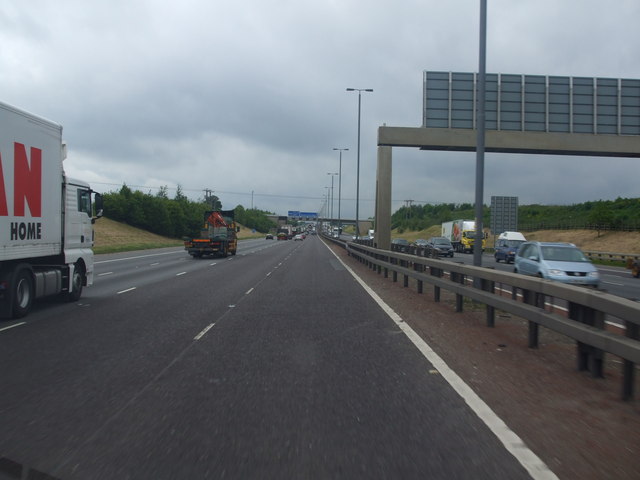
[0,101,103,318]
[441,219,487,253]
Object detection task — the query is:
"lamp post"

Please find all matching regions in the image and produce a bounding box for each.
[327,172,338,226]
[346,88,373,239]
[332,147,348,236]
[321,191,328,219]
[324,186,330,224]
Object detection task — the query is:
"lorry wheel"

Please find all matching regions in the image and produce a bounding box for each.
[12,268,34,319]
[67,263,85,302]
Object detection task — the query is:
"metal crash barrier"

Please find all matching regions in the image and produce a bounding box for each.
[324,234,640,401]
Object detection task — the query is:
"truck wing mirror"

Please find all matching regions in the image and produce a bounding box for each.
[92,193,104,224]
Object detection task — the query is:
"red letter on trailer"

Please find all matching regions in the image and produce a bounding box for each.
[0,152,7,216]
[13,143,42,217]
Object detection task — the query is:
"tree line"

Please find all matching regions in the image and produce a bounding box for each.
[391,198,640,232]
[102,185,276,238]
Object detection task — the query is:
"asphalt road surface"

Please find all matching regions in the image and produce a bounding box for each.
[0,237,551,479]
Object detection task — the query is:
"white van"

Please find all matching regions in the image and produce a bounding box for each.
[495,231,527,263]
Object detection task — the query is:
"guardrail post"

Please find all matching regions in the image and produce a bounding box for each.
[413,261,424,294]
[569,302,605,378]
[430,267,442,302]
[384,253,389,278]
[521,288,543,348]
[451,271,465,312]
[481,278,495,327]
[623,321,638,400]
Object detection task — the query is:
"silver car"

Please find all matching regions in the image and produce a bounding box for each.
[514,242,599,287]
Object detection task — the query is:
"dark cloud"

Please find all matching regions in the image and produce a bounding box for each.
[1,0,638,217]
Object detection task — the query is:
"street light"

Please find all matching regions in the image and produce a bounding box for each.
[327,172,338,226]
[346,87,373,239]
[320,191,328,218]
[324,186,330,221]
[332,147,348,236]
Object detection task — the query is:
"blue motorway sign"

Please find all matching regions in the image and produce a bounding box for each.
[287,211,317,219]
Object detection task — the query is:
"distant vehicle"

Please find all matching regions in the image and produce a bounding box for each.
[413,239,428,247]
[494,231,527,264]
[426,237,454,257]
[626,257,640,278]
[441,219,487,253]
[265,234,274,239]
[277,226,294,239]
[294,234,304,241]
[185,210,239,258]
[514,241,600,287]
[277,232,287,240]
[391,238,410,252]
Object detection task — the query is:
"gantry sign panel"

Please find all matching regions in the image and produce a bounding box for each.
[490,196,518,235]
[423,71,640,136]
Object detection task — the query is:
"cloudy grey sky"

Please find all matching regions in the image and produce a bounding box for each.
[1,0,638,218]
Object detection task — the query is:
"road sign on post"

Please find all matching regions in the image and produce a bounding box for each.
[490,196,518,235]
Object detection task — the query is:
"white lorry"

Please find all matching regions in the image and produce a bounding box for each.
[442,219,487,253]
[0,101,103,318]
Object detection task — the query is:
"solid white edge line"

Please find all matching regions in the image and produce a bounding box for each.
[0,322,26,332]
[324,244,559,480]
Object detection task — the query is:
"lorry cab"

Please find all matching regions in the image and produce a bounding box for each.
[64,178,103,288]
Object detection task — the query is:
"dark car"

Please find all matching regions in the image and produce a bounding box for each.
[413,239,428,248]
[265,234,274,239]
[391,238,410,252]
[426,236,454,257]
[494,239,525,263]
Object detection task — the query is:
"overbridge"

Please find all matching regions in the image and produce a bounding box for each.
[374,71,640,250]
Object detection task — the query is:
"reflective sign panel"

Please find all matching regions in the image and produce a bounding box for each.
[423,71,640,136]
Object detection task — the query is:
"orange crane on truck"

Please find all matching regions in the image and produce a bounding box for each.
[184,210,239,258]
